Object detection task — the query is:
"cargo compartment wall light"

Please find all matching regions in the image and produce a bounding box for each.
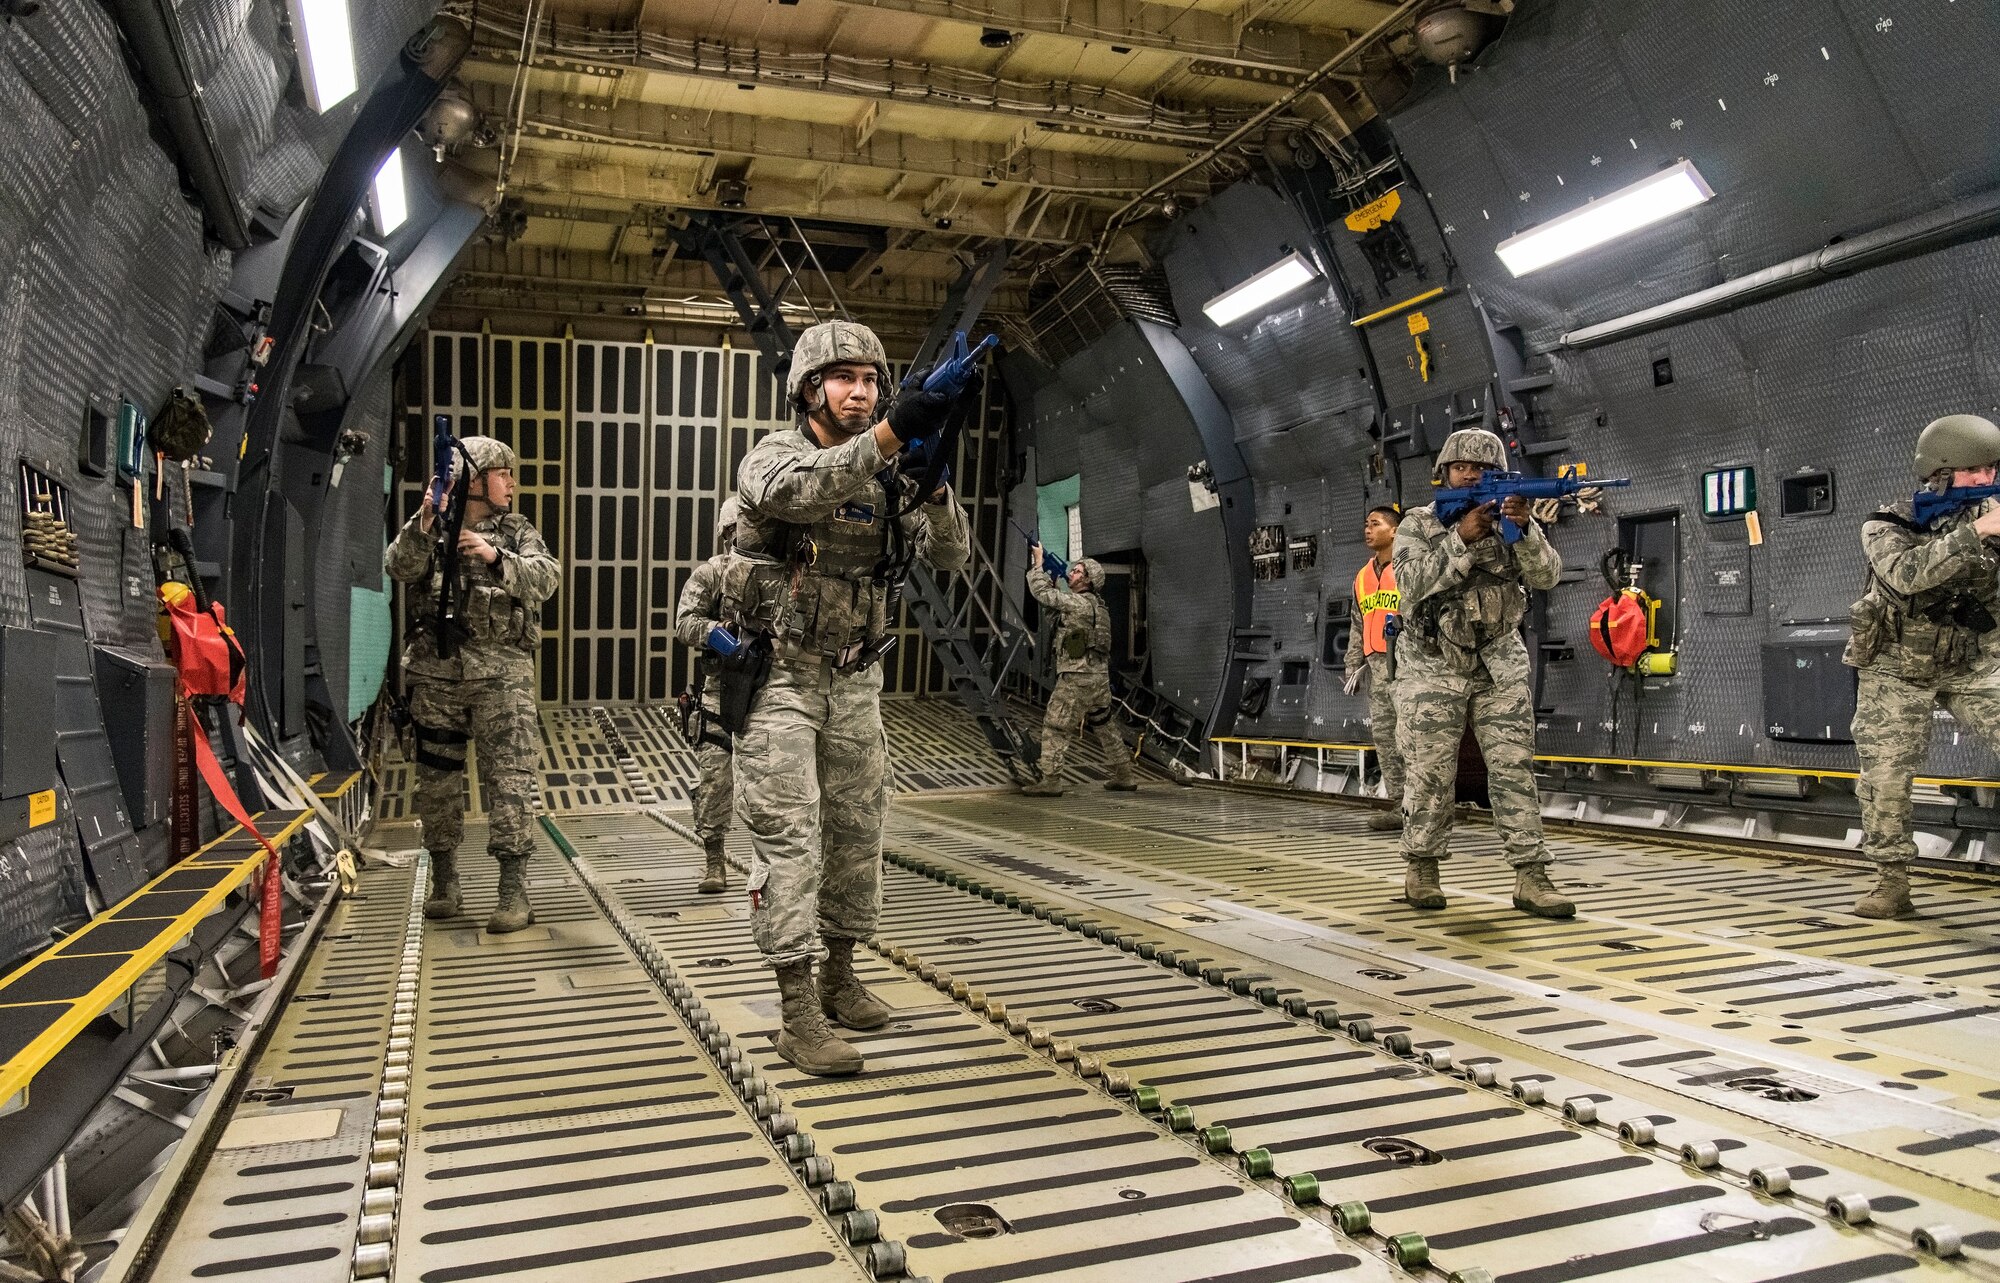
[1201,250,1320,326]
[287,0,357,112]
[1495,159,1715,277]
[370,151,408,235]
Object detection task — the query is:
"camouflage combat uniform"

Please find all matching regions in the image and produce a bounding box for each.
[1392,505,1560,871]
[383,503,558,892]
[675,551,735,892]
[726,427,971,967]
[1026,561,1135,791]
[1846,497,2000,890]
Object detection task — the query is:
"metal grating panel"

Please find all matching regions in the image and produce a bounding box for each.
[487,335,569,704]
[648,343,727,704]
[569,340,650,704]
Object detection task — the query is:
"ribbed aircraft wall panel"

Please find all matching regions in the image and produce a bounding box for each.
[1140,477,1232,718]
[1075,427,1143,553]
[1383,0,2000,774]
[312,369,394,725]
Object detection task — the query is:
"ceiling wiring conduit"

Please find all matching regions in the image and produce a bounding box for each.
[1560,186,2000,349]
[106,0,253,249]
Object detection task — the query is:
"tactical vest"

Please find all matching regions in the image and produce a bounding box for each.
[1353,558,1399,657]
[725,474,910,657]
[404,514,540,654]
[1061,594,1113,668]
[1410,530,1525,656]
[1845,500,2000,680]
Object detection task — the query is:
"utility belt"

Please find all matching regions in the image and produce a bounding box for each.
[771,633,897,674]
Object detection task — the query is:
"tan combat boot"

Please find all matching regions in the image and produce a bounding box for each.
[1021,779,1064,797]
[487,857,536,934]
[775,961,862,1076]
[698,842,728,895]
[1403,857,1447,909]
[1104,780,1139,793]
[820,937,892,1030]
[1512,865,1576,919]
[1367,809,1404,831]
[423,849,461,920]
[1855,864,1915,919]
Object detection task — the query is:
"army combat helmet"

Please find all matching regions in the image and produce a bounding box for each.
[1432,427,1508,482]
[716,497,740,545]
[1913,414,2000,482]
[786,320,892,413]
[455,435,516,479]
[1070,556,1106,590]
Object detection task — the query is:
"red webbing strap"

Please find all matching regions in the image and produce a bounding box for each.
[188,714,283,978]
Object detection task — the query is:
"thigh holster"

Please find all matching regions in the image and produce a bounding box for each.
[414,723,469,772]
[1084,705,1115,729]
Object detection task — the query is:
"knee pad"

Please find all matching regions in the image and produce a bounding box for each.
[1084,705,1114,729]
[414,723,469,773]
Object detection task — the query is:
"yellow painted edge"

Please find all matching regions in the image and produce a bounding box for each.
[1206,739,2000,790]
[1349,286,1446,329]
[0,810,311,1104]
[315,770,363,800]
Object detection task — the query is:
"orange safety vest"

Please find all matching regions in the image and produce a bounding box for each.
[1354,558,1400,657]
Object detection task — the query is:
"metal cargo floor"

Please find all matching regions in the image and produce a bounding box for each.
[123,786,2000,1283]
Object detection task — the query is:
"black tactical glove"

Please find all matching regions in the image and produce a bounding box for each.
[886,386,954,444]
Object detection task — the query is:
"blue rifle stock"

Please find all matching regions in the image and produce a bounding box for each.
[1434,469,1633,544]
[1008,518,1068,577]
[1911,484,2000,529]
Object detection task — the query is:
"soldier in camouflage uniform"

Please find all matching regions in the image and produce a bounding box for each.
[725,319,972,1075]
[1392,428,1573,919]
[1845,414,2000,919]
[385,436,560,934]
[1021,550,1137,796]
[1345,505,1405,830]
[674,498,741,895]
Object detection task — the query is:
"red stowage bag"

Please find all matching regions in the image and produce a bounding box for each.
[1590,591,1650,668]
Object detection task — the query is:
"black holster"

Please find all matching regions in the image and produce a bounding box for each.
[716,637,774,735]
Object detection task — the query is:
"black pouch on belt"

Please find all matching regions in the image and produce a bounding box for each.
[716,637,774,735]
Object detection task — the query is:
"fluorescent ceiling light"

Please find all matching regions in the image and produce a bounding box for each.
[1202,250,1320,326]
[288,0,357,112]
[370,152,408,235]
[1495,159,1715,277]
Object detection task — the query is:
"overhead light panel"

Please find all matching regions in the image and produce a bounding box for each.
[1495,159,1714,277]
[370,152,408,235]
[1201,250,1320,326]
[288,0,357,112]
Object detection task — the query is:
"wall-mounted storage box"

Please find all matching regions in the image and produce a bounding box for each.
[1761,625,1855,744]
[92,645,177,828]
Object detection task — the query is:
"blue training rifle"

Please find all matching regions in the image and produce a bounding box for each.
[1911,483,2000,529]
[1434,468,1633,544]
[1008,518,1068,577]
